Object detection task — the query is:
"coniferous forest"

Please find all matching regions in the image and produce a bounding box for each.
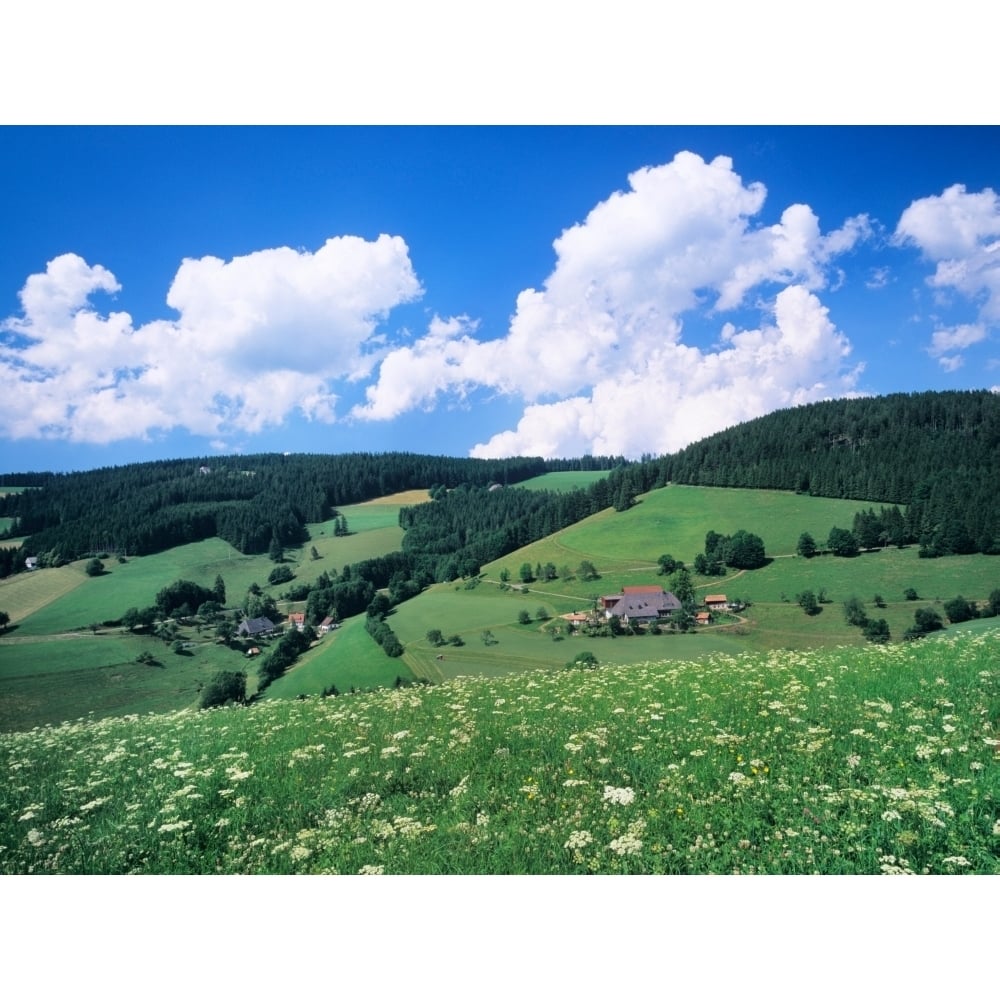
[0,391,997,587]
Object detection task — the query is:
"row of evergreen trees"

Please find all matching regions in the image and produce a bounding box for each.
[0,452,617,573]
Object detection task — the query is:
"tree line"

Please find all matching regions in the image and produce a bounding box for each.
[0,452,621,574]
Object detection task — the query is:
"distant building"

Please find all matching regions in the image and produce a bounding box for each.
[600,586,681,625]
[237,617,276,638]
[287,612,306,631]
[704,594,728,610]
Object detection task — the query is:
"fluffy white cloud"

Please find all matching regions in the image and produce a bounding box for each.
[470,286,859,458]
[0,237,422,443]
[355,151,868,457]
[896,184,1000,364]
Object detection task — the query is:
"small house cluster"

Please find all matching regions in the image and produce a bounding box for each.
[600,585,682,626]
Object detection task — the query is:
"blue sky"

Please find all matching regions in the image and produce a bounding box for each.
[2,125,999,473]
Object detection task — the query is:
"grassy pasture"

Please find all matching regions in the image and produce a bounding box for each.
[263,615,408,700]
[0,562,89,625]
[515,470,611,492]
[0,630,258,731]
[2,627,995,874]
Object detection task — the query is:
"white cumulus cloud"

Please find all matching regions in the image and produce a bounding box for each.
[0,236,422,443]
[354,151,868,457]
[896,184,1000,365]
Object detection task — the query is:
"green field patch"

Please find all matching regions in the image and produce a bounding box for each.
[0,630,253,731]
[263,614,409,699]
[515,471,611,492]
[0,562,89,626]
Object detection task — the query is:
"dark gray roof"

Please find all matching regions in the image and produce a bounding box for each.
[238,616,276,636]
[604,590,681,620]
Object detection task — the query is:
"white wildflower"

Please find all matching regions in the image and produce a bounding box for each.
[602,786,636,806]
[564,830,594,851]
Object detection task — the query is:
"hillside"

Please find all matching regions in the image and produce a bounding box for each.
[2,628,996,874]
[652,390,1000,556]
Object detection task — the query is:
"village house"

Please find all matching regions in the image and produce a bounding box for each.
[704,594,728,611]
[237,616,276,639]
[318,616,338,634]
[287,612,306,631]
[601,585,682,626]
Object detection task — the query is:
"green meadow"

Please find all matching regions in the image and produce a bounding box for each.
[2,627,996,874]
[516,470,612,492]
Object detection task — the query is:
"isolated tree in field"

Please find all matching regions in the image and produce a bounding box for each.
[943,596,977,623]
[797,532,817,558]
[481,629,497,645]
[499,568,511,583]
[426,628,444,646]
[567,650,598,669]
[213,574,226,604]
[85,558,105,577]
[310,546,320,561]
[904,587,919,601]
[519,562,534,584]
[268,564,294,586]
[577,560,599,581]
[797,590,820,616]
[536,606,550,621]
[517,609,532,625]
[904,607,944,640]
[0,610,10,633]
[843,596,868,628]
[199,671,247,709]
[863,619,891,644]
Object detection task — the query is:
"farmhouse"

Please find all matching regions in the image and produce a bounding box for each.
[704,594,728,611]
[318,616,339,634]
[601,585,681,625]
[238,616,276,638]
[287,612,306,631]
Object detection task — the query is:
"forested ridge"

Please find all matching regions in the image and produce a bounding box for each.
[1,390,997,584]
[628,390,1000,557]
[0,452,623,575]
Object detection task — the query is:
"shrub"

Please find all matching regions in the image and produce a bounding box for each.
[843,596,868,628]
[863,619,891,644]
[943,596,977,624]
[199,671,247,709]
[268,565,294,586]
[797,590,821,616]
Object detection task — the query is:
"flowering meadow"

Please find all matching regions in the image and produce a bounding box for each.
[2,627,997,874]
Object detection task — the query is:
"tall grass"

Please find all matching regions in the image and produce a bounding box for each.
[2,627,996,874]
